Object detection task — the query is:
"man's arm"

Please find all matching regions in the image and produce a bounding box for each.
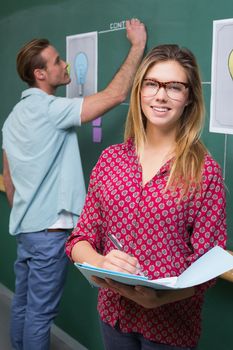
[3,150,15,206]
[81,18,147,123]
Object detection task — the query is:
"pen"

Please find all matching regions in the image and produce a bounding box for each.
[107,233,124,251]
[107,233,145,277]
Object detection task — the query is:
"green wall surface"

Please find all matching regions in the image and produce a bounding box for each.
[1,1,233,349]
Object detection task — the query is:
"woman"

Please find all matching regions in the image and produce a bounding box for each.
[66,45,227,350]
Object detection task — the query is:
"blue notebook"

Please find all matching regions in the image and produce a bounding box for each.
[74,246,233,290]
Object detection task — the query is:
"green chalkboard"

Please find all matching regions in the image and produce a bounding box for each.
[1,1,233,349]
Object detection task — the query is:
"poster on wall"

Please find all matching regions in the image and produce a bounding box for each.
[66,32,98,98]
[210,18,233,134]
[66,32,102,142]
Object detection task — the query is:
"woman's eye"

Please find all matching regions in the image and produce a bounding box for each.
[167,83,182,91]
[146,81,157,87]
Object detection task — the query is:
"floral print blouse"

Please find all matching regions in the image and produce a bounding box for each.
[66,139,227,348]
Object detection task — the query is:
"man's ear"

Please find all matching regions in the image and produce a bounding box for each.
[34,68,45,81]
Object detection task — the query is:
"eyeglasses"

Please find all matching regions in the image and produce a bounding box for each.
[141,78,189,101]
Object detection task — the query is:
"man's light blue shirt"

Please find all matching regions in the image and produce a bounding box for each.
[2,88,86,235]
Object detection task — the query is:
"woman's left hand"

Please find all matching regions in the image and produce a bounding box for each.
[91,276,195,309]
[91,276,164,308]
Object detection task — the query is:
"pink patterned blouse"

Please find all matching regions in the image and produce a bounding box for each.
[66,139,227,348]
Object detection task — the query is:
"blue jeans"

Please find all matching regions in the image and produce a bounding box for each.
[100,320,196,350]
[10,230,69,350]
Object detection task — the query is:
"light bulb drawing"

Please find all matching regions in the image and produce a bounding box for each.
[66,31,99,141]
[228,49,233,80]
[74,52,88,96]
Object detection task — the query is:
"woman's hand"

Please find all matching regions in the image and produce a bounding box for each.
[98,249,140,275]
[71,241,143,275]
[92,277,161,308]
[91,277,195,309]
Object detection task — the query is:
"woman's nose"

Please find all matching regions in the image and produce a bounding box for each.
[155,86,168,100]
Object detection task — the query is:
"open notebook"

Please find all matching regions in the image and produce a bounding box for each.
[74,246,233,290]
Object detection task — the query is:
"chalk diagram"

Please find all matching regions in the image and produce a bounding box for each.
[210,18,233,134]
[66,21,127,142]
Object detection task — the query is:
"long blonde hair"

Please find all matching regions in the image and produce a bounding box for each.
[124,44,207,194]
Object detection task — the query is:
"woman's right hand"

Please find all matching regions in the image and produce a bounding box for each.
[71,240,141,275]
[98,249,140,275]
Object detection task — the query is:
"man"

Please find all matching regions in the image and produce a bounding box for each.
[2,18,147,350]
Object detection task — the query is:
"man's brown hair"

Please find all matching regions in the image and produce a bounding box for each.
[16,38,50,86]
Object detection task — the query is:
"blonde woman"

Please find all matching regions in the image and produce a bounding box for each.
[66,45,227,350]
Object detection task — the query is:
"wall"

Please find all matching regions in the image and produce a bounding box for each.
[1,1,233,349]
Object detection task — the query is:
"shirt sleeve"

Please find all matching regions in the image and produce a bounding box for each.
[186,157,227,292]
[187,159,227,264]
[47,96,83,130]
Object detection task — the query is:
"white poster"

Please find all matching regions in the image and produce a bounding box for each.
[66,32,98,98]
[210,18,233,134]
[66,31,101,142]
